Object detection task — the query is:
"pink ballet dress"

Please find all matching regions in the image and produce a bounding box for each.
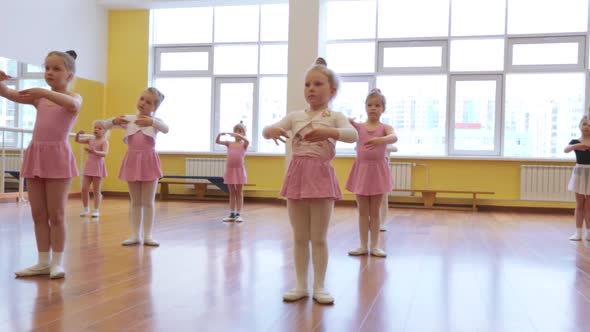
[21,98,78,179]
[346,123,393,196]
[83,139,107,178]
[224,143,248,184]
[118,131,162,181]
[280,123,342,200]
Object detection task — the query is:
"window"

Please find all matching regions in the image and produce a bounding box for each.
[0,59,47,149]
[325,0,590,158]
[449,75,502,155]
[151,3,289,153]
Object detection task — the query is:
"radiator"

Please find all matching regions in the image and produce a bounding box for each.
[185,158,227,184]
[0,153,22,172]
[390,162,413,196]
[520,165,574,202]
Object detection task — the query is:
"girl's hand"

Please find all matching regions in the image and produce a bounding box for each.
[113,116,130,126]
[77,130,86,136]
[18,88,47,100]
[577,143,590,151]
[135,115,154,127]
[365,137,384,150]
[266,127,289,145]
[0,71,12,81]
[84,146,94,154]
[303,128,337,142]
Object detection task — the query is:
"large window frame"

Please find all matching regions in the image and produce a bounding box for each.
[151,4,288,154]
[325,0,590,159]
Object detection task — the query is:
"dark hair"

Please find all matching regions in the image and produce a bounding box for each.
[46,50,77,73]
[305,57,339,97]
[366,88,386,108]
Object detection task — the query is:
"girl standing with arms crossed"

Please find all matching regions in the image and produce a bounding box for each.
[565,115,590,241]
[0,50,81,279]
[216,121,249,223]
[101,88,168,246]
[346,89,397,257]
[263,57,358,305]
[75,121,109,218]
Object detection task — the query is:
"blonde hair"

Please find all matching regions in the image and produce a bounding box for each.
[233,121,247,134]
[366,88,386,108]
[92,120,110,139]
[46,50,77,73]
[305,57,339,97]
[146,87,165,109]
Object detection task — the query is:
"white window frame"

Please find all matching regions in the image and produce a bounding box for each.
[212,77,259,152]
[378,40,448,74]
[333,75,375,155]
[155,46,213,77]
[448,74,503,156]
[20,62,44,79]
[507,35,586,72]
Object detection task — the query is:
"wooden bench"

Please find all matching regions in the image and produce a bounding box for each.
[158,175,254,200]
[391,189,495,211]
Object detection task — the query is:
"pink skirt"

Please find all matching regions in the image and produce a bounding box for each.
[280,156,341,200]
[84,156,107,178]
[346,159,393,196]
[118,149,162,182]
[21,141,78,179]
[224,166,247,185]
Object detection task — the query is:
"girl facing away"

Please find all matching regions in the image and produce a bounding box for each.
[0,50,82,279]
[101,87,169,246]
[565,115,590,241]
[75,120,110,218]
[263,57,358,305]
[215,121,250,223]
[346,88,397,258]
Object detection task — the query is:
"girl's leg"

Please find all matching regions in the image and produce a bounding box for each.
[349,195,370,255]
[91,177,103,216]
[380,194,388,231]
[80,176,91,216]
[571,193,585,240]
[584,194,590,240]
[223,185,237,221]
[283,199,311,301]
[44,178,72,278]
[15,178,51,277]
[309,199,334,304]
[141,180,159,246]
[369,194,386,257]
[234,184,244,222]
[123,181,142,245]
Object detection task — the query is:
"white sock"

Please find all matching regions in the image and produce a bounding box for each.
[38,252,50,266]
[51,252,64,268]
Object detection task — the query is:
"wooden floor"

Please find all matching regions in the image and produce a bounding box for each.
[1,198,590,332]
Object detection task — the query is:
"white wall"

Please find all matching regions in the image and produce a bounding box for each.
[0,0,108,83]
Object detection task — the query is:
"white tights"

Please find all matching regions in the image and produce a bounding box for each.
[127,180,159,240]
[287,199,334,291]
[356,194,385,249]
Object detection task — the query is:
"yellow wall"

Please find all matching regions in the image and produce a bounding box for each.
[102,9,576,209]
[103,10,150,192]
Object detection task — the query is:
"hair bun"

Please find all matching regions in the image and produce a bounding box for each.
[65,50,78,60]
[370,88,382,94]
[315,57,327,66]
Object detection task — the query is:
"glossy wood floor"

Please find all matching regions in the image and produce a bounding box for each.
[1,198,590,332]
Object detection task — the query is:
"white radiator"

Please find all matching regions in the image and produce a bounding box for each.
[0,153,22,172]
[520,165,575,202]
[185,158,227,184]
[390,162,413,196]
